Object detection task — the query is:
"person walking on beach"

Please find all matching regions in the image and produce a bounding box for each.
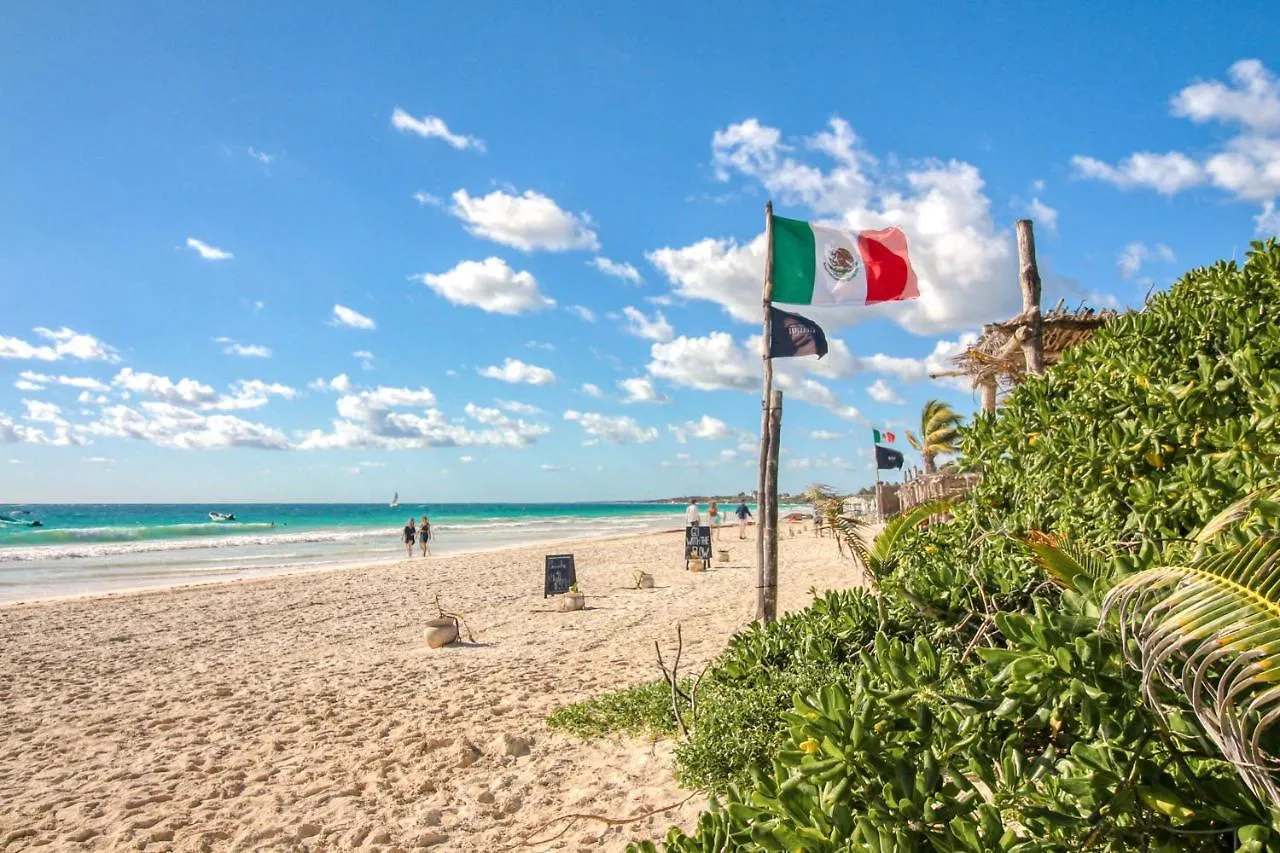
[402,518,416,558]
[708,500,721,539]
[419,514,432,557]
[735,501,752,539]
[685,499,701,527]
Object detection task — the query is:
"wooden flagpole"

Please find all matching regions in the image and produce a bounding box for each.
[755,201,776,623]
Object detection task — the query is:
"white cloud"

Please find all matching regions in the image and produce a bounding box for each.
[77,391,109,405]
[1257,201,1280,235]
[460,455,474,463]
[84,456,115,464]
[0,327,120,363]
[1117,242,1177,278]
[567,305,596,323]
[540,463,568,472]
[414,191,442,206]
[186,237,233,261]
[478,358,556,386]
[580,383,604,398]
[811,430,842,440]
[1070,153,1205,195]
[14,380,42,391]
[299,379,548,452]
[496,399,543,415]
[668,415,735,443]
[526,340,555,352]
[113,368,218,406]
[1027,197,1059,230]
[621,306,674,342]
[211,379,298,411]
[214,337,272,358]
[0,412,82,446]
[353,350,374,370]
[332,304,376,330]
[449,188,599,251]
[18,371,108,392]
[413,257,554,314]
[563,410,658,444]
[23,399,66,425]
[647,332,758,392]
[390,107,485,152]
[650,117,1019,334]
[590,256,642,284]
[866,379,904,405]
[618,377,670,404]
[309,373,353,393]
[1074,60,1280,226]
[83,404,291,451]
[247,147,273,165]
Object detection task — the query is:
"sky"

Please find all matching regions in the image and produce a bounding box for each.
[2,2,1279,503]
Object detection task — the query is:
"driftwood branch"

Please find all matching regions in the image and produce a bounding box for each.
[515,791,701,848]
[655,625,689,739]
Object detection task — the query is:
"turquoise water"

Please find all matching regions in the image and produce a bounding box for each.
[0,502,756,603]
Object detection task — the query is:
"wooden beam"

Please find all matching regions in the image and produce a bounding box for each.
[979,378,997,412]
[755,201,775,622]
[760,390,783,623]
[1015,219,1045,376]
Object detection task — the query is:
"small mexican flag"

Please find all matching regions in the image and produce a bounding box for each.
[873,428,896,444]
[771,214,919,306]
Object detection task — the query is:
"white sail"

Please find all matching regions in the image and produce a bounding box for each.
[390,491,399,508]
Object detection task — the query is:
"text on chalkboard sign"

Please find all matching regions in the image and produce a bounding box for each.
[544,553,577,597]
[685,526,712,562]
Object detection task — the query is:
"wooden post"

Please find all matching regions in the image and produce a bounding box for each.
[1015,219,1045,376]
[761,390,782,623]
[979,377,997,412]
[755,201,775,623]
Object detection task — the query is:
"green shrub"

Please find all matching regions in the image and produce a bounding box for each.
[631,242,1280,850]
[547,679,681,740]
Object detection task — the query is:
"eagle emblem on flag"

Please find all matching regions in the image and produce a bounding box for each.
[822,245,859,281]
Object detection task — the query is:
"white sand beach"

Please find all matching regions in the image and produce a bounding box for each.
[0,526,861,851]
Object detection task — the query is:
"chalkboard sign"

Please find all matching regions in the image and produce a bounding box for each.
[685,526,712,568]
[544,553,577,597]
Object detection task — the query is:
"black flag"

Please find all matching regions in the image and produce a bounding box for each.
[875,444,904,470]
[768,307,828,359]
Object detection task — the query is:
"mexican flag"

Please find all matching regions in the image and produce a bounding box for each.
[771,215,919,306]
[873,428,896,444]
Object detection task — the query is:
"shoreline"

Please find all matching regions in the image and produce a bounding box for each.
[0,524,847,851]
[0,524,696,609]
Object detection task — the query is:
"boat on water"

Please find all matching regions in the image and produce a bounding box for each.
[390,491,399,509]
[208,512,236,522]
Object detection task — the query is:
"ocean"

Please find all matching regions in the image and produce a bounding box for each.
[0,502,760,604]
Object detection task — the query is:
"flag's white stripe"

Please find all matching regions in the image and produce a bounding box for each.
[809,224,869,305]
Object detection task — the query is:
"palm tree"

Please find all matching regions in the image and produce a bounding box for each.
[906,399,963,475]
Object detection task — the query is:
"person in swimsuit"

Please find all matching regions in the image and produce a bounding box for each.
[402,518,416,558]
[419,514,432,557]
[708,500,721,539]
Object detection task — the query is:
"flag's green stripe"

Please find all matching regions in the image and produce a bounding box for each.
[771,215,816,304]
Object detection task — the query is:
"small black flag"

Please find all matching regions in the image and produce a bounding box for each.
[875,444,904,470]
[768,307,828,360]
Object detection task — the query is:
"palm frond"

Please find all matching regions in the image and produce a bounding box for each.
[1101,535,1280,809]
[867,499,955,577]
[1194,483,1280,552]
[828,514,874,583]
[1021,531,1116,590]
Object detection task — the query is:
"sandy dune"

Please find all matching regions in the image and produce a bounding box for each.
[0,526,859,851]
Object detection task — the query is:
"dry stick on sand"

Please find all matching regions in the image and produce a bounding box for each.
[512,791,701,849]
[432,593,477,643]
[654,624,707,742]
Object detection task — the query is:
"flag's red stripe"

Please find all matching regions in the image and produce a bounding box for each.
[857,227,919,304]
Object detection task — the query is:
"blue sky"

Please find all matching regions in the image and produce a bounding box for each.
[2,2,1279,502]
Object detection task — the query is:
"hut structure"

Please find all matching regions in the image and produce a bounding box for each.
[878,219,1121,520]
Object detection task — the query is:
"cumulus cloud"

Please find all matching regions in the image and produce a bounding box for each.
[215,337,272,358]
[618,377,669,404]
[647,332,758,392]
[649,117,1020,334]
[0,327,120,363]
[590,256,642,284]
[567,305,597,323]
[668,415,736,443]
[391,107,485,151]
[621,306,674,342]
[83,404,291,450]
[18,371,108,392]
[811,430,843,440]
[449,188,599,251]
[413,257,554,314]
[309,373,353,393]
[496,399,543,415]
[298,380,548,451]
[332,304,376,330]
[1073,60,1280,229]
[0,413,82,446]
[113,368,218,407]
[866,378,905,404]
[581,383,604,398]
[186,237,233,261]
[1026,197,1059,230]
[1118,242,1176,278]
[563,410,658,444]
[478,358,556,386]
